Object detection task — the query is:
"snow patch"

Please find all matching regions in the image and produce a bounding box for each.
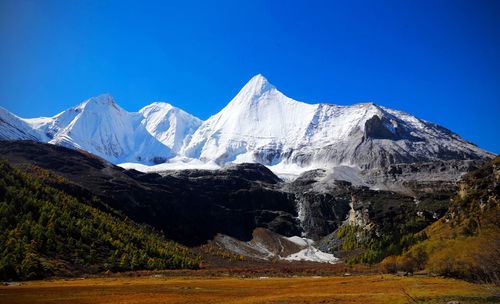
[119,158,220,172]
[285,236,314,247]
[282,236,337,263]
[283,246,338,263]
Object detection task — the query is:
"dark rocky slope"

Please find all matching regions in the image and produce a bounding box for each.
[0,140,489,248]
[0,141,300,246]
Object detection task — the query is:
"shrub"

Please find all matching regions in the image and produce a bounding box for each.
[381,256,399,274]
[400,256,417,274]
[426,238,484,282]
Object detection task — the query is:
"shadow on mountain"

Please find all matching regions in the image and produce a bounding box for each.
[0,140,300,246]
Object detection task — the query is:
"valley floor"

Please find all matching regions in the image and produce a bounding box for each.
[1,274,498,304]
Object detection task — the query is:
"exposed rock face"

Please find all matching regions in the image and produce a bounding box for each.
[283,173,420,241]
[210,228,304,260]
[291,191,351,239]
[452,156,500,217]
[279,159,488,242]
[360,160,487,195]
[345,198,372,228]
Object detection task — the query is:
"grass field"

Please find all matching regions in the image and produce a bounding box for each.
[1,274,498,304]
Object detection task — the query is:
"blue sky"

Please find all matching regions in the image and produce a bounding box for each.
[0,0,499,153]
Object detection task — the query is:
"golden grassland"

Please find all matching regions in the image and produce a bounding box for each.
[1,274,498,304]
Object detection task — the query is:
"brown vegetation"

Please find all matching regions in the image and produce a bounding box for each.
[378,156,500,286]
[0,274,497,304]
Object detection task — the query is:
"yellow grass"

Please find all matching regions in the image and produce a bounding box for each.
[1,274,497,304]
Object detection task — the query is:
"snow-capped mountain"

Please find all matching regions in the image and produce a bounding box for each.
[25,94,175,163]
[0,75,495,172]
[139,102,202,154]
[2,94,201,164]
[182,74,493,171]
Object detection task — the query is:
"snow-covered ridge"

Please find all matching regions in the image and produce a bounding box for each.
[140,102,202,154]
[180,74,494,173]
[2,94,201,164]
[0,106,39,141]
[0,75,495,174]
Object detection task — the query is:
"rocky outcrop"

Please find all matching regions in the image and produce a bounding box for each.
[360,160,486,195]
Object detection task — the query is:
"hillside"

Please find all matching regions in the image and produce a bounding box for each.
[0,140,300,246]
[0,140,464,251]
[380,156,500,284]
[0,159,200,281]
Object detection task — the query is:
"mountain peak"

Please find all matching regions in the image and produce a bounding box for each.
[1,77,495,172]
[220,74,281,112]
[77,94,123,113]
[239,74,275,98]
[88,93,114,104]
[140,102,174,114]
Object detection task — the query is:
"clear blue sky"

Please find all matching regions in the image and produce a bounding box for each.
[1,0,499,153]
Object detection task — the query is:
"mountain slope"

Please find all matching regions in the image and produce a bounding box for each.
[0,75,494,172]
[379,156,500,284]
[0,158,201,280]
[5,94,201,164]
[182,74,494,171]
[139,102,202,154]
[0,107,39,141]
[0,140,300,246]
[24,94,174,163]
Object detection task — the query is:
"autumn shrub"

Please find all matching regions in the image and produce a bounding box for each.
[381,256,399,274]
[426,238,485,282]
[400,256,417,274]
[408,244,428,268]
[473,229,500,286]
[381,255,417,274]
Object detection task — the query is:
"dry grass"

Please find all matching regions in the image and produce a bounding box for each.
[1,274,497,304]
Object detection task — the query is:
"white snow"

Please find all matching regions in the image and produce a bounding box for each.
[179,74,494,173]
[0,74,494,175]
[285,236,314,247]
[119,158,220,172]
[283,246,338,263]
[213,233,337,263]
[282,235,337,263]
[139,102,201,153]
[267,162,311,178]
[10,94,201,165]
[0,106,39,140]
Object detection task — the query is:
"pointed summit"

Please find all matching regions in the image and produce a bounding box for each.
[219,74,284,112]
[140,102,174,114]
[74,93,124,114]
[140,101,202,153]
[182,74,317,161]
[237,74,275,100]
[83,93,114,105]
